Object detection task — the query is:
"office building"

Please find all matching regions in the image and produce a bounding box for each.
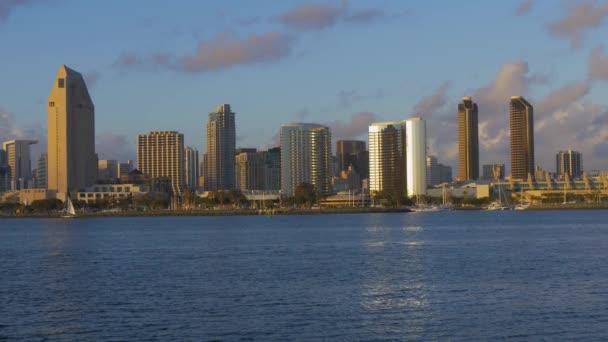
[137,131,185,195]
[458,97,479,180]
[47,65,96,195]
[510,96,534,180]
[235,148,263,191]
[368,121,406,197]
[261,147,281,191]
[118,160,133,179]
[335,140,367,177]
[426,156,440,186]
[35,153,47,189]
[184,147,199,190]
[556,150,582,179]
[206,104,236,190]
[280,123,331,197]
[482,163,505,180]
[98,160,118,181]
[405,118,427,197]
[439,164,452,184]
[2,140,37,190]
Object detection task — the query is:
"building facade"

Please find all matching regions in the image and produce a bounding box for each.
[137,131,185,195]
[47,65,97,196]
[261,147,281,191]
[184,147,199,191]
[405,118,427,197]
[439,164,453,184]
[35,153,47,189]
[368,121,406,197]
[280,123,331,197]
[458,96,479,180]
[426,155,440,186]
[235,149,264,191]
[206,104,236,190]
[335,140,367,178]
[2,140,37,190]
[510,96,534,180]
[98,160,118,181]
[556,150,582,179]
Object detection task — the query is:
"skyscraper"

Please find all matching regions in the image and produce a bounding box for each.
[36,153,47,189]
[510,96,534,180]
[335,140,367,176]
[368,121,406,197]
[137,131,185,195]
[184,146,199,190]
[458,96,479,180]
[47,65,96,195]
[261,147,281,191]
[556,150,582,179]
[405,118,427,197]
[280,123,331,197]
[2,140,37,190]
[206,104,236,190]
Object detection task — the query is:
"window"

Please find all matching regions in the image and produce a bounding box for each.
[58,78,65,88]
[49,102,55,107]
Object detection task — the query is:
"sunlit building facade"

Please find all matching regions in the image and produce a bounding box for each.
[405,118,427,197]
[137,131,185,195]
[510,96,534,180]
[556,150,582,179]
[206,104,236,190]
[280,123,331,197]
[368,121,406,197]
[458,96,479,180]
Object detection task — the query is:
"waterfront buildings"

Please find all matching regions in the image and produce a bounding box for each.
[439,164,453,184]
[235,148,263,191]
[280,123,331,197]
[335,140,368,179]
[137,131,185,195]
[556,150,582,179]
[117,161,133,179]
[482,163,505,180]
[184,147,199,190]
[405,118,427,197]
[261,147,281,191]
[35,153,47,189]
[2,140,37,190]
[98,160,118,181]
[509,96,535,180]
[205,104,236,191]
[457,97,479,180]
[368,121,406,197]
[47,65,97,196]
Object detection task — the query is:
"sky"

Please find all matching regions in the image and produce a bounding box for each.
[1,0,608,173]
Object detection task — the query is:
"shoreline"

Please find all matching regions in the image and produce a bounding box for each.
[2,204,608,219]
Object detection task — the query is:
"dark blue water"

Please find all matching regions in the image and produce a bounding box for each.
[1,211,608,341]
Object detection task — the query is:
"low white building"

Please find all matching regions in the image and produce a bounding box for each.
[77,184,150,204]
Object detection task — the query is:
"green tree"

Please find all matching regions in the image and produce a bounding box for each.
[294,183,316,207]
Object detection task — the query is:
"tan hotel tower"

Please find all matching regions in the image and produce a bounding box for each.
[47,65,96,196]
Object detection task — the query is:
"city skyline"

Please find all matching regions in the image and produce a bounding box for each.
[1,1,608,173]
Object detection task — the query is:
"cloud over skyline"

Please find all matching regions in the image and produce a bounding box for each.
[114,31,294,74]
[546,0,608,48]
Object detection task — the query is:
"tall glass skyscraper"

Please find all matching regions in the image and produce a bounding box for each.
[510,96,534,180]
[458,96,479,181]
[368,121,406,197]
[280,123,331,197]
[205,104,236,190]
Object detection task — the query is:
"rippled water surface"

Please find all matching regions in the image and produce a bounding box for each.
[2,211,608,341]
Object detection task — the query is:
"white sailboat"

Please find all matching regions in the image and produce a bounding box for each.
[514,186,530,210]
[62,196,77,218]
[487,181,511,210]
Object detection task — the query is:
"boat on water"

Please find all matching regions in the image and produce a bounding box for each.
[514,202,531,211]
[409,204,442,212]
[486,200,511,211]
[61,197,77,218]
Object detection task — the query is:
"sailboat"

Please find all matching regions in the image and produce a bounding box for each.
[62,196,77,218]
[514,186,530,210]
[487,181,511,210]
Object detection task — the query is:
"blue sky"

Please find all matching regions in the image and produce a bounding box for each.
[1,0,608,172]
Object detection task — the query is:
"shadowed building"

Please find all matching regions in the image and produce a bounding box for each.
[137,131,185,195]
[2,140,37,190]
[47,65,96,196]
[335,140,367,178]
[206,104,236,190]
[36,153,47,189]
[510,96,534,180]
[556,150,582,179]
[184,147,199,191]
[482,163,505,180]
[458,97,479,180]
[280,123,331,197]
